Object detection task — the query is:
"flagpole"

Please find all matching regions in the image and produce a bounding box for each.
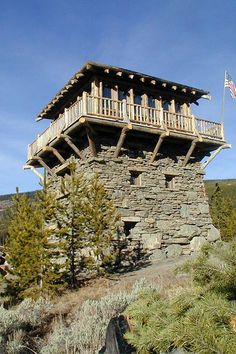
[221,70,227,125]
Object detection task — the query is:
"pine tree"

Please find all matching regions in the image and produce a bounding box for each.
[5,185,61,299]
[58,167,121,286]
[210,183,236,241]
[58,168,89,288]
[85,174,120,273]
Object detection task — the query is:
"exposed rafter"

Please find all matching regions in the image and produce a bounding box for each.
[114,124,132,158]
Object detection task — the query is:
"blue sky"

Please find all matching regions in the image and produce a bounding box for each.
[0,0,235,194]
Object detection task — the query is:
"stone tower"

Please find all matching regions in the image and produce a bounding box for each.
[25,62,229,259]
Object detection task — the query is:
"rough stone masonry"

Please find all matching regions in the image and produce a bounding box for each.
[51,133,220,261]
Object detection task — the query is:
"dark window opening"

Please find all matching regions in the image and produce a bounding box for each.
[148,96,156,108]
[134,94,142,105]
[175,102,182,113]
[162,100,171,111]
[124,222,137,237]
[118,89,127,101]
[103,84,112,98]
[130,171,142,186]
[165,175,175,189]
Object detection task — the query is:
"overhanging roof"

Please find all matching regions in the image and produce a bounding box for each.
[36,61,210,121]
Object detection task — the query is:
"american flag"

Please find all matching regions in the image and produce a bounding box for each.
[225,72,236,99]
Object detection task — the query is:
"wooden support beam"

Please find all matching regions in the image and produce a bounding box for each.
[60,134,84,160]
[31,156,54,175]
[150,131,169,163]
[114,124,132,158]
[43,146,65,164]
[23,164,44,182]
[85,122,97,157]
[203,144,231,169]
[183,138,199,166]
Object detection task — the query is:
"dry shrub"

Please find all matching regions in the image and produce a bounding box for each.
[40,279,157,354]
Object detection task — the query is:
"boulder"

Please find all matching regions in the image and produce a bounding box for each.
[166,244,183,258]
[177,224,200,240]
[142,233,162,250]
[190,236,208,252]
[149,249,166,261]
[207,225,221,242]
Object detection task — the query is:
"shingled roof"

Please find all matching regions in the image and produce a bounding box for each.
[37,61,210,121]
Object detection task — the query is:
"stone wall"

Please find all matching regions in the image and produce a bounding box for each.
[52,134,220,260]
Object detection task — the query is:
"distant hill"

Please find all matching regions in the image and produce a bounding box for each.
[0,191,38,218]
[204,179,236,208]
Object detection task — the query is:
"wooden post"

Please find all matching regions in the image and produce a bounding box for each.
[82,91,87,115]
[191,114,196,134]
[150,131,169,163]
[65,107,69,128]
[159,107,164,128]
[122,99,129,122]
[114,124,132,158]
[85,122,97,157]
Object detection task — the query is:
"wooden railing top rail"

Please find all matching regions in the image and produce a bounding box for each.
[28,94,224,160]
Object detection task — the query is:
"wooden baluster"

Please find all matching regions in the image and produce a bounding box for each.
[82,91,87,115]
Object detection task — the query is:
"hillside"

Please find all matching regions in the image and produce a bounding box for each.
[204,179,236,208]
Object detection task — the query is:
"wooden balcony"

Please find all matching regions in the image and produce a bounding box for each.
[28,93,224,160]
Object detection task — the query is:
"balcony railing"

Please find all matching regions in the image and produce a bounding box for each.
[28,93,224,160]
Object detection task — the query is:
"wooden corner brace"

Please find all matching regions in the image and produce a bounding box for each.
[23,164,44,182]
[150,131,169,163]
[60,134,84,161]
[30,156,54,176]
[202,143,231,169]
[183,138,201,166]
[114,124,132,158]
[43,146,65,164]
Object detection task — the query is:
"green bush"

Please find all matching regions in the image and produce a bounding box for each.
[124,240,236,353]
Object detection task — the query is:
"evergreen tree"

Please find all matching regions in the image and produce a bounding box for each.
[5,186,61,299]
[58,167,121,286]
[210,183,236,241]
[85,174,120,273]
[58,168,90,288]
